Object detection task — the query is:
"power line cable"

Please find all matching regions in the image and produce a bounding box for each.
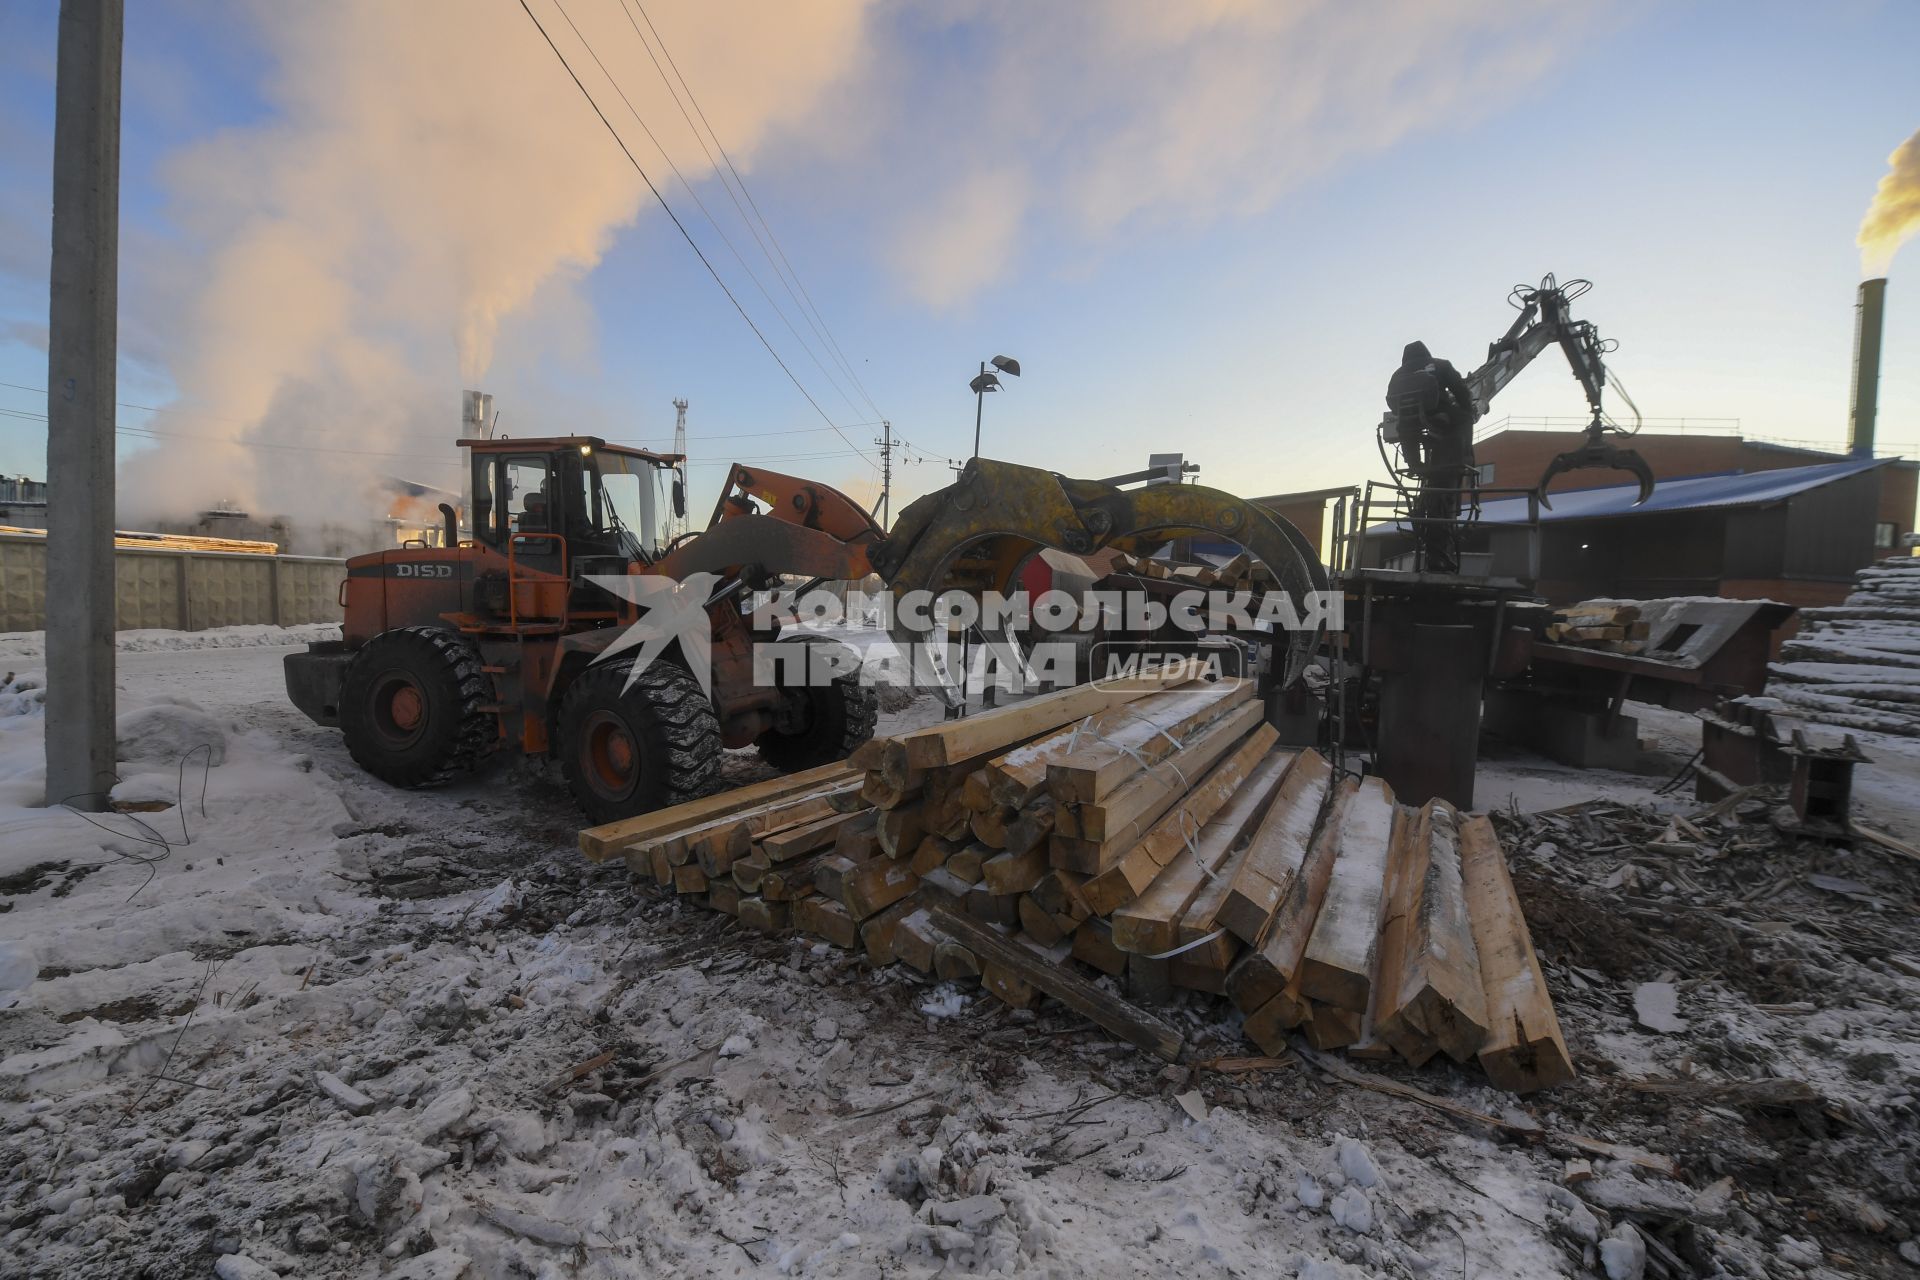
[548,0,871,428]
[621,0,887,423]
[515,0,877,472]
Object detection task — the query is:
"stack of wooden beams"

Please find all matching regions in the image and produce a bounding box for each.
[579,676,1574,1092]
[1544,600,1650,653]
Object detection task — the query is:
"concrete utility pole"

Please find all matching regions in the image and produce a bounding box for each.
[44,0,123,810]
[874,420,892,527]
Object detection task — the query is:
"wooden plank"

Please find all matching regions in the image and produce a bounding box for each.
[1069,700,1266,843]
[1070,917,1128,976]
[1302,1001,1363,1050]
[1017,894,1071,946]
[964,881,1020,928]
[737,896,788,934]
[1375,801,1490,1065]
[1041,680,1254,806]
[910,833,966,876]
[985,680,1238,807]
[1030,869,1091,925]
[579,762,858,859]
[860,771,921,810]
[1170,955,1231,995]
[982,962,1043,1010]
[860,896,925,966]
[1297,776,1398,1013]
[706,877,741,916]
[893,669,1188,769]
[763,810,865,862]
[793,894,860,949]
[981,843,1049,896]
[891,907,941,972]
[762,853,830,902]
[1368,804,1438,1066]
[672,863,709,895]
[1001,799,1056,856]
[841,858,921,920]
[1242,977,1310,1055]
[1110,751,1294,954]
[1225,948,1285,1015]
[730,851,771,893]
[833,809,880,860]
[1460,814,1575,1093]
[926,902,1185,1061]
[1214,749,1335,943]
[945,845,986,884]
[1066,724,1283,895]
[877,804,927,858]
[932,940,981,981]
[969,803,1011,849]
[687,789,854,875]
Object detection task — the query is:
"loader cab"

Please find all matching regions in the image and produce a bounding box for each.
[460,436,684,570]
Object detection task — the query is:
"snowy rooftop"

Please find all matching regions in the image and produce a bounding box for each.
[1472,455,1889,525]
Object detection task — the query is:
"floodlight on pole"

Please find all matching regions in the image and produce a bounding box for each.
[970,353,1020,460]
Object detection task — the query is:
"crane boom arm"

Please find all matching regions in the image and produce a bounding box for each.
[1464,278,1610,422]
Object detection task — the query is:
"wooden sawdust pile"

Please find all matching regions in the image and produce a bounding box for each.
[579,676,1573,1091]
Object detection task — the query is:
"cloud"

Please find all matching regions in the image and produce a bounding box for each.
[885,167,1029,310]
[867,0,1599,306]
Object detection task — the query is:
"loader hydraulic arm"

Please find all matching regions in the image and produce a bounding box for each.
[1463,275,1654,507]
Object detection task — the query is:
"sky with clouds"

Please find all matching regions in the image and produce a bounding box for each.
[0,0,1915,537]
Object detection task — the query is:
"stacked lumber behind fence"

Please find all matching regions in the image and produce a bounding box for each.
[578,676,1572,1091]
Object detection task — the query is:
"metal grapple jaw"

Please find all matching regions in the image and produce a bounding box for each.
[1536,426,1655,510]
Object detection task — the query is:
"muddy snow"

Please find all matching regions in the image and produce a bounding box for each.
[2,626,1918,1278]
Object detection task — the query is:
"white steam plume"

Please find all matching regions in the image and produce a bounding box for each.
[1860,127,1920,278]
[120,0,870,545]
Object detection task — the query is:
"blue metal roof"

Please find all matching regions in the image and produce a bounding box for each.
[1469,455,1889,525]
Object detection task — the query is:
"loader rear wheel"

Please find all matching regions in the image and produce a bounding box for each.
[339,626,498,788]
[558,659,720,825]
[756,638,878,772]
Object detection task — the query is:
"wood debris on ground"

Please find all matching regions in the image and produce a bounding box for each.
[581,675,1574,1092]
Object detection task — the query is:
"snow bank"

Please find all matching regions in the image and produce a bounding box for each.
[0,622,339,659]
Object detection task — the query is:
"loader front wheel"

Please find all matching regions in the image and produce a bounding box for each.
[339,626,498,788]
[559,659,720,825]
[756,638,878,772]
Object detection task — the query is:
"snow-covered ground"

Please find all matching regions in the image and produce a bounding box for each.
[0,627,1913,1278]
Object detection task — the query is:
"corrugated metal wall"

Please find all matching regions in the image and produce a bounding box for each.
[0,533,344,632]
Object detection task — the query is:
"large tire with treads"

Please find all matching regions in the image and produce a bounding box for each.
[755,637,878,772]
[339,626,499,788]
[558,659,721,825]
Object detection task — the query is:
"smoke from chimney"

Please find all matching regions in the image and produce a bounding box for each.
[1859,127,1920,277]
[115,2,870,549]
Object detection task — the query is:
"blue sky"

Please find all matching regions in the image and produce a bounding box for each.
[0,0,1915,528]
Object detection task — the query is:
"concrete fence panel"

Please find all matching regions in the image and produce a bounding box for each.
[0,533,345,633]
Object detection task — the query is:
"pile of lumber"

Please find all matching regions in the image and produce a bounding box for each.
[1543,600,1650,653]
[1767,556,1920,738]
[579,676,1573,1092]
[1110,551,1277,591]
